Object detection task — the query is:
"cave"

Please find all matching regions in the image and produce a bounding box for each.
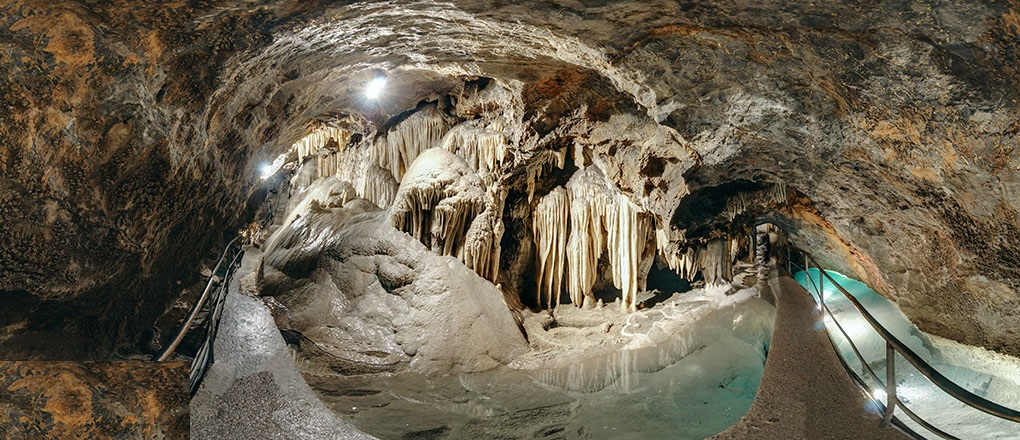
[2,1,1020,439]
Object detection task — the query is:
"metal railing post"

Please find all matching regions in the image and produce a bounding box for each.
[819,268,825,308]
[787,247,791,273]
[882,341,898,427]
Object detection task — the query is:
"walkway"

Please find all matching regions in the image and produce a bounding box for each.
[189,244,374,440]
[712,265,909,440]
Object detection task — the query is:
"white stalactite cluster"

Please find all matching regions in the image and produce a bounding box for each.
[461,194,505,282]
[532,166,655,312]
[288,125,352,191]
[723,184,788,221]
[293,126,348,163]
[358,164,398,208]
[372,105,455,183]
[390,148,489,272]
[533,187,570,309]
[438,118,510,187]
[652,184,788,285]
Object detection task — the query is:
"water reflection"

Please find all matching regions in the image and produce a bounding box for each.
[309,298,776,439]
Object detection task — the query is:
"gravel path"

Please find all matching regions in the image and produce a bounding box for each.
[712,266,911,440]
[189,246,374,440]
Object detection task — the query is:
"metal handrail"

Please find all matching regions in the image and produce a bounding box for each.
[157,235,243,362]
[787,249,1020,438]
[188,247,244,394]
[789,257,935,439]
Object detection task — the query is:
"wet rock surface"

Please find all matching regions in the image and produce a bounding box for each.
[1,0,1018,360]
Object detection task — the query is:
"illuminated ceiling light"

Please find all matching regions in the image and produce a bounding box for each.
[365,75,387,100]
[259,163,275,180]
[260,155,286,180]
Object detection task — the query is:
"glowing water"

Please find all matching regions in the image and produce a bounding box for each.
[795,269,1020,439]
[310,298,774,439]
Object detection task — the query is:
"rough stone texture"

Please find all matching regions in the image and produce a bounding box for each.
[1,0,1018,360]
[0,361,188,439]
[261,179,529,376]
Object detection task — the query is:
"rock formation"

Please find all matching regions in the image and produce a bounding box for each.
[1,0,1018,360]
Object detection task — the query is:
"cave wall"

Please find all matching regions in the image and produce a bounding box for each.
[0,0,305,358]
[1,0,1018,358]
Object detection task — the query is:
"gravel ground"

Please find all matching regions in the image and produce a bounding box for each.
[190,247,374,440]
[712,266,911,440]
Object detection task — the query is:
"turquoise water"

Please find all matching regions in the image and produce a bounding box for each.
[795,269,1020,439]
[309,298,776,439]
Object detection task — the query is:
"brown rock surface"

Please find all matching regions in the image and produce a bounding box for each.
[0,361,188,439]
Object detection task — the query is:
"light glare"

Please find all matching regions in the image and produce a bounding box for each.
[259,163,274,180]
[365,76,387,99]
[873,388,887,402]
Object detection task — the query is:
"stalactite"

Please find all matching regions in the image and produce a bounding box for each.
[565,167,612,308]
[722,183,788,221]
[663,247,701,281]
[286,125,352,192]
[533,187,570,309]
[525,149,567,203]
[532,165,655,311]
[461,191,505,283]
[359,164,398,208]
[293,126,348,163]
[373,105,454,183]
[390,148,486,264]
[439,119,509,182]
[604,193,654,312]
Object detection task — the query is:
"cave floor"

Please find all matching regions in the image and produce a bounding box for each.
[712,266,909,440]
[189,244,372,440]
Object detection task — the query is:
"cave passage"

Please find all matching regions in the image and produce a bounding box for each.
[4,1,1020,438]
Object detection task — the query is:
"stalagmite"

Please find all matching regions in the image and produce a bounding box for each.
[373,105,454,182]
[533,187,570,309]
[700,238,732,286]
[390,148,486,263]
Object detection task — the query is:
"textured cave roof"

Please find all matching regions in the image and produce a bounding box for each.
[0,0,1018,358]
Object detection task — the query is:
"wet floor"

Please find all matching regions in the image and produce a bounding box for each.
[306,298,776,440]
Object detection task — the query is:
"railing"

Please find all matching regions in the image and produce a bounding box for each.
[187,246,244,394]
[158,198,275,394]
[785,250,1020,439]
[157,236,244,394]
